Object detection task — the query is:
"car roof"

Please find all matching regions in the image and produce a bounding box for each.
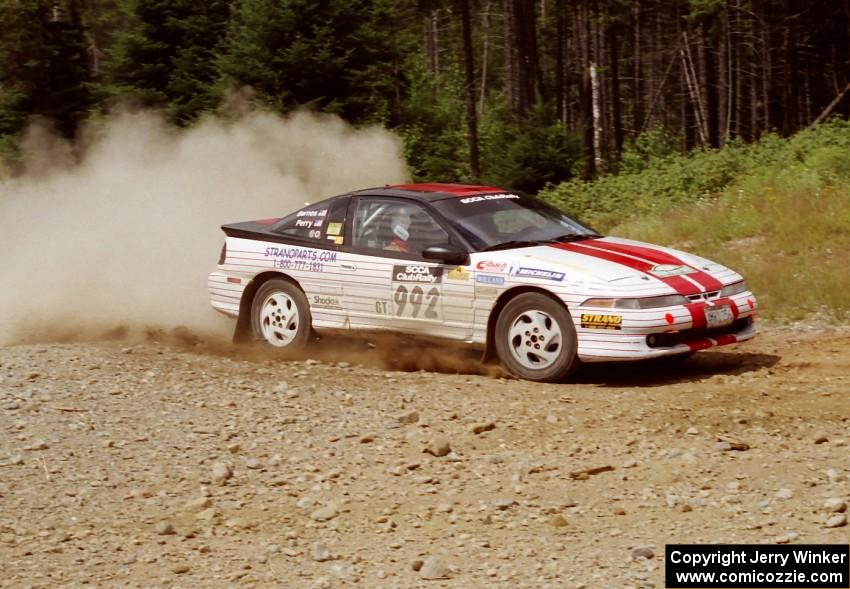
[350,183,510,203]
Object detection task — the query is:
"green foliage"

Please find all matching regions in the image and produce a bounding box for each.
[0,133,18,175]
[618,126,681,173]
[217,0,402,125]
[687,0,725,19]
[104,0,229,123]
[398,73,582,191]
[42,9,93,136]
[0,0,92,138]
[569,120,850,321]
[539,119,850,231]
[0,0,48,137]
[397,59,467,182]
[480,104,582,193]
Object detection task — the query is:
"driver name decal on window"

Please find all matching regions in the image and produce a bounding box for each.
[459,193,520,204]
[296,208,328,217]
[274,200,337,242]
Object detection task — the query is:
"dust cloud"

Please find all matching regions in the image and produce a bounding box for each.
[0,108,409,344]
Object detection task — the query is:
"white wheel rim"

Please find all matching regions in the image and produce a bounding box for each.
[508,310,563,370]
[259,292,299,347]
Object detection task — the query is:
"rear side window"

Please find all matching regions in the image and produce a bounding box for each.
[273,199,333,241]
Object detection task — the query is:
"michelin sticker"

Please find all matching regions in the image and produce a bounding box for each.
[513,267,565,281]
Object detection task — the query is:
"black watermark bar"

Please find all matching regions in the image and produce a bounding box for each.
[666,544,849,588]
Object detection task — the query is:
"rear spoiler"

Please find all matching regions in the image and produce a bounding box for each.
[221,220,321,248]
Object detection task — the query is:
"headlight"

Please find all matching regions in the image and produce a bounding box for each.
[720,281,747,297]
[582,294,690,309]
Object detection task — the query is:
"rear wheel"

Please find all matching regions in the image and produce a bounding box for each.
[494,292,579,382]
[250,279,312,349]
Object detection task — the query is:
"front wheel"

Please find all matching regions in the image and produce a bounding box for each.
[250,279,312,349]
[494,292,579,382]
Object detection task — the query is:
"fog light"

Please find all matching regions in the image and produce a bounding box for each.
[647,334,659,347]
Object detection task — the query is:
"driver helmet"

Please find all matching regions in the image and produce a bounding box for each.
[391,208,411,242]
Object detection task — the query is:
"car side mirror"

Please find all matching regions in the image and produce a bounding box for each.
[422,245,469,266]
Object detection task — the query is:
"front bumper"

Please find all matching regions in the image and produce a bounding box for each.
[575,291,758,362]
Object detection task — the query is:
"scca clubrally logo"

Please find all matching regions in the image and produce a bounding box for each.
[393,265,443,283]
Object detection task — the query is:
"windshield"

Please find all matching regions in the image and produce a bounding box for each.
[431,192,599,251]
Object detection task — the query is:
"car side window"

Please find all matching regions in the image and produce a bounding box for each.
[273,202,331,241]
[352,199,449,257]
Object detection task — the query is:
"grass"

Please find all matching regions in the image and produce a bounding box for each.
[540,121,850,322]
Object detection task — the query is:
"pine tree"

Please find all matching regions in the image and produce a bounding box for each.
[216,0,401,124]
[104,0,229,123]
[0,0,46,138]
[0,0,93,139]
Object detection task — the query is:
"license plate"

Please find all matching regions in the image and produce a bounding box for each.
[705,304,734,328]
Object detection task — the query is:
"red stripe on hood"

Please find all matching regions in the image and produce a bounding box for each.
[552,241,702,296]
[588,240,723,292]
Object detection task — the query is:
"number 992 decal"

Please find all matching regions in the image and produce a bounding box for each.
[391,264,442,320]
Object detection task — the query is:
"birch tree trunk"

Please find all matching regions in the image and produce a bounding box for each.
[459,0,480,180]
[590,61,603,174]
[479,1,490,113]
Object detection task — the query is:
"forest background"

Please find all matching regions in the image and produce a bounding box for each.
[3,0,850,320]
[2,0,849,190]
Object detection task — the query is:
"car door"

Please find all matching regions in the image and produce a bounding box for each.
[340,197,475,340]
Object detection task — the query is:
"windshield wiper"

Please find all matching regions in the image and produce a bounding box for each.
[482,234,599,251]
[481,240,549,252]
[551,233,600,243]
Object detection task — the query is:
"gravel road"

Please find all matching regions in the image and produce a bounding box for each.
[1,325,848,588]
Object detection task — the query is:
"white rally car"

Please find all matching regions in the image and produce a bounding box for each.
[208,183,757,382]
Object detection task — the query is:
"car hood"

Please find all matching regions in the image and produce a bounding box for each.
[475,237,741,296]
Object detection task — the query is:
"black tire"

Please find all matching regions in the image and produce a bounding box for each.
[250,279,312,349]
[494,292,579,382]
